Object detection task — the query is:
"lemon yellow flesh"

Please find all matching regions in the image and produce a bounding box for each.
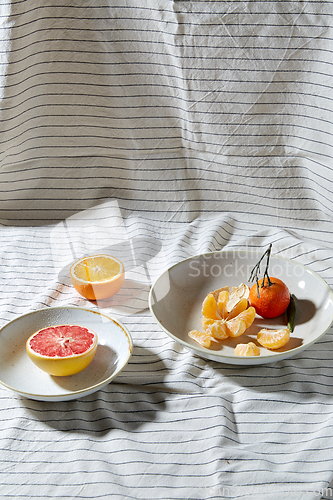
[74,256,122,283]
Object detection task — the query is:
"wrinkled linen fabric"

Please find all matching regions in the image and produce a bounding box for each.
[0,2,333,500]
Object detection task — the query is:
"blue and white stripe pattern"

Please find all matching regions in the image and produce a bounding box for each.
[0,2,333,499]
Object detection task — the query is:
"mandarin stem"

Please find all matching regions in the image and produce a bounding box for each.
[262,244,273,288]
[249,243,273,297]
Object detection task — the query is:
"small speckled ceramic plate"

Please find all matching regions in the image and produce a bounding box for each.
[149,250,333,365]
[0,306,132,401]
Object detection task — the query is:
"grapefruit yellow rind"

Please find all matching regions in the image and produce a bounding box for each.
[26,326,98,376]
[70,254,125,301]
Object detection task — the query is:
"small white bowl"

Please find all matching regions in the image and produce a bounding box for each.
[0,306,132,401]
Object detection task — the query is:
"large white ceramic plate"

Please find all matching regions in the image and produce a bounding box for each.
[149,249,333,365]
[0,307,132,401]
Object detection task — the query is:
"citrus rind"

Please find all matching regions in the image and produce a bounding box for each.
[227,283,250,312]
[249,277,290,319]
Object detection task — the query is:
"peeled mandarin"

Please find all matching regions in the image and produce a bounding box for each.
[189,284,255,347]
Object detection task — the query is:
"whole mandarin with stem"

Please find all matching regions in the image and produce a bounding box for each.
[248,244,290,319]
[249,277,290,319]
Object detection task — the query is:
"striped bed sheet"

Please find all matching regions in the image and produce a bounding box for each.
[0,2,333,499]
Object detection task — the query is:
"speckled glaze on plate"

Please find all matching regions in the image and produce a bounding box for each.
[0,306,132,401]
[149,250,333,365]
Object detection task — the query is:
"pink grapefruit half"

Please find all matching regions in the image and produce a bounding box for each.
[26,324,98,376]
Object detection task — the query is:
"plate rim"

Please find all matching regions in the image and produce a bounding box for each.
[0,305,133,400]
[148,249,333,365]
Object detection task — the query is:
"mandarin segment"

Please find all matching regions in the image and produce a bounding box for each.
[217,290,229,318]
[226,307,256,337]
[210,286,229,303]
[257,327,290,349]
[235,342,260,357]
[201,318,229,340]
[226,318,247,338]
[201,293,221,320]
[237,306,256,328]
[226,297,248,320]
[188,330,212,348]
